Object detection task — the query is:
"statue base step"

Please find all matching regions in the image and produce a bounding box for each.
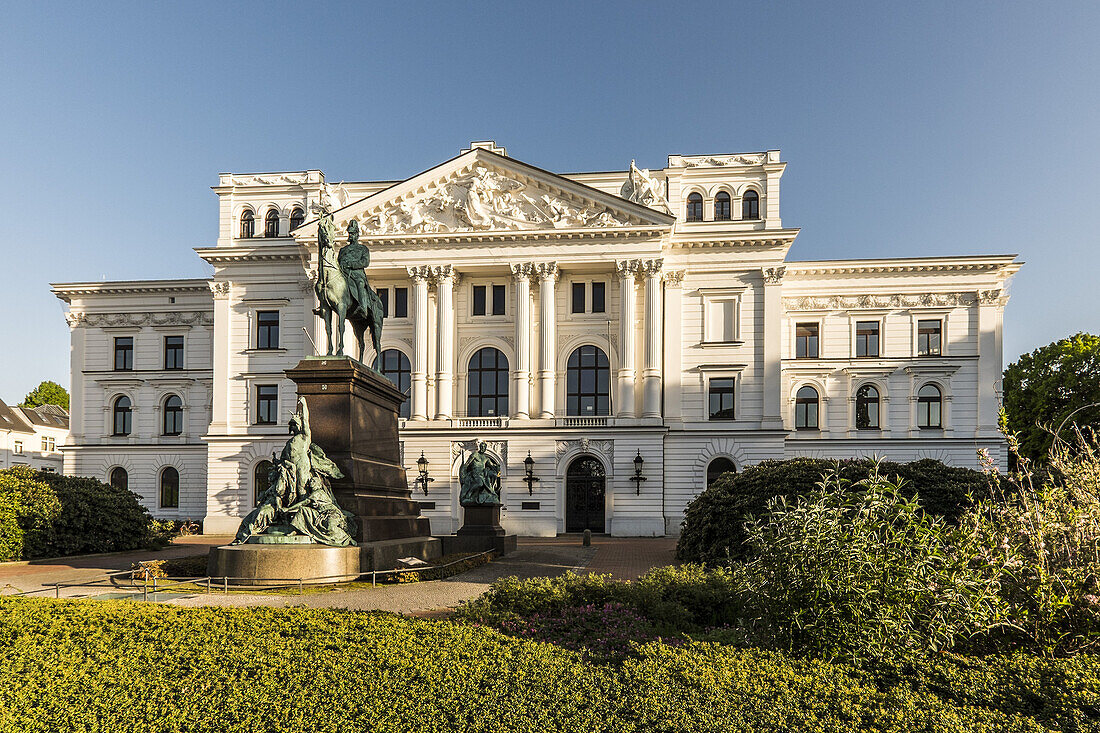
[207,544,360,586]
[457,504,506,536]
[438,533,517,557]
[359,536,442,572]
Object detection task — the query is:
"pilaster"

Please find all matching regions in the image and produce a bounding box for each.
[661,270,685,420]
[616,259,640,418]
[641,258,664,418]
[431,265,457,420]
[407,266,432,421]
[208,280,232,431]
[536,262,559,419]
[761,267,785,429]
[977,289,1009,435]
[511,263,535,419]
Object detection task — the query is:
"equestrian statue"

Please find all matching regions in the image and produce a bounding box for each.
[314,213,385,368]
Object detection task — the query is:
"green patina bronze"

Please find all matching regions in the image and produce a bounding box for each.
[233,397,357,546]
[459,441,502,506]
[314,211,385,368]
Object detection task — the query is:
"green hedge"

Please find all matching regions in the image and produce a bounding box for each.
[3,597,1096,732]
[0,466,172,561]
[677,458,992,564]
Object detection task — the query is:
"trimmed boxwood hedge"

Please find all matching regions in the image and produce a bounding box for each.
[1,597,1097,732]
[677,458,992,564]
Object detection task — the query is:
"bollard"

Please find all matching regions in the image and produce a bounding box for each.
[223,576,228,595]
[371,570,376,588]
[582,529,592,547]
[298,578,304,595]
[205,577,211,594]
[55,583,60,599]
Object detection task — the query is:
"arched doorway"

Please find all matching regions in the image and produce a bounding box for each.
[565,456,606,533]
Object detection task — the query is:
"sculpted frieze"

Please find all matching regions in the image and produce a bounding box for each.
[783,292,977,311]
[556,438,614,465]
[66,311,215,328]
[675,154,767,167]
[357,165,632,234]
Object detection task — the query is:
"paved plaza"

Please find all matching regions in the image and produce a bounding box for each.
[0,535,678,614]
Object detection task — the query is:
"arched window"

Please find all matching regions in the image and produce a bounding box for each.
[714,191,731,221]
[109,467,128,491]
[917,384,942,428]
[254,460,273,506]
[112,396,132,436]
[742,190,760,219]
[289,207,305,230]
[163,395,183,436]
[706,457,737,488]
[160,467,179,509]
[467,347,509,417]
[686,192,703,222]
[855,385,880,430]
[239,210,255,238]
[264,209,280,237]
[381,349,412,419]
[795,386,819,430]
[566,345,610,416]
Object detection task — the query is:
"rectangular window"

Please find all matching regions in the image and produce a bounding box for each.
[704,299,737,342]
[917,319,942,356]
[572,282,586,314]
[41,437,49,451]
[795,323,819,358]
[393,287,408,318]
[855,321,880,358]
[256,311,280,349]
[164,335,184,370]
[13,441,22,454]
[591,282,606,313]
[114,337,134,371]
[708,378,736,420]
[472,285,486,316]
[48,437,55,451]
[378,288,389,318]
[256,385,278,425]
[492,284,506,315]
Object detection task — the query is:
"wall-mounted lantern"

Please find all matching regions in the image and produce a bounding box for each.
[631,450,647,495]
[522,450,540,495]
[414,451,434,495]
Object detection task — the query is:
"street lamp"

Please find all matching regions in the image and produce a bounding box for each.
[414,451,434,495]
[522,450,540,495]
[631,450,647,495]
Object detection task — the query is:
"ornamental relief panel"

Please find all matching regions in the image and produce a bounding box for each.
[66,311,215,328]
[783,292,977,311]
[356,165,634,234]
[451,439,508,469]
[555,438,614,466]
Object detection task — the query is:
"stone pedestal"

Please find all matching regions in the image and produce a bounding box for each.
[457,504,506,536]
[207,544,360,586]
[439,504,517,556]
[286,356,440,567]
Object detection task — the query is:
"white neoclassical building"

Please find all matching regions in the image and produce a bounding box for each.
[52,142,1020,536]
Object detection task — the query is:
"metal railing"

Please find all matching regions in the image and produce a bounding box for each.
[0,549,497,600]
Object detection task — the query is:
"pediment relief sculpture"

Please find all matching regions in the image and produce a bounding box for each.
[356,166,635,234]
[621,160,671,213]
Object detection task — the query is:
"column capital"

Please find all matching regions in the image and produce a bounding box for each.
[662,269,685,286]
[429,264,459,286]
[406,265,433,281]
[510,262,537,281]
[762,266,786,285]
[640,258,663,277]
[616,259,641,278]
[208,281,232,299]
[534,261,559,282]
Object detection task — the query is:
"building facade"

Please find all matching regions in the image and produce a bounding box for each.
[0,399,69,472]
[53,142,1020,536]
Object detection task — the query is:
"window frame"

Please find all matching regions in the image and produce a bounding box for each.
[466,347,510,418]
[109,466,127,490]
[714,191,732,221]
[239,210,255,239]
[264,209,280,238]
[162,394,184,436]
[795,322,820,359]
[706,457,738,488]
[254,459,274,506]
[380,348,412,419]
[571,282,586,314]
[159,466,180,509]
[566,345,611,417]
[686,192,704,222]
[742,189,760,220]
[917,319,943,357]
[917,383,943,429]
[854,320,881,358]
[255,384,278,425]
[114,336,134,371]
[855,384,881,430]
[163,334,185,370]
[289,208,305,231]
[700,288,743,344]
[112,395,133,436]
[255,310,280,350]
[794,385,820,430]
[707,376,737,421]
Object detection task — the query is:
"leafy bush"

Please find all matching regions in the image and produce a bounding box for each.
[499,602,684,662]
[1,596,1093,732]
[739,466,1006,662]
[0,466,174,561]
[677,457,992,565]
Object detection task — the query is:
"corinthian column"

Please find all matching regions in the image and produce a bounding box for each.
[536,262,558,419]
[511,263,534,419]
[616,259,640,418]
[432,265,457,420]
[641,258,664,418]
[407,266,431,420]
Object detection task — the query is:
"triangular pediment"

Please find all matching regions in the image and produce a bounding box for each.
[296,149,674,239]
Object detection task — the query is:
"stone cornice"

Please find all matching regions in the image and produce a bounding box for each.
[295,225,670,247]
[51,279,211,302]
[66,310,214,329]
[194,245,304,265]
[668,230,799,249]
[785,256,1021,277]
[783,292,978,311]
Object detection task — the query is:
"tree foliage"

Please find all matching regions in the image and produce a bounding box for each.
[1003,333,1100,464]
[19,380,69,410]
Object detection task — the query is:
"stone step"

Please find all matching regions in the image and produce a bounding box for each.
[355,515,433,542]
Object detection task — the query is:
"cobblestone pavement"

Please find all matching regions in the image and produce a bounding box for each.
[1,534,678,611]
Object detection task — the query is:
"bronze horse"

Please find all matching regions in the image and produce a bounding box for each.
[314,215,384,367]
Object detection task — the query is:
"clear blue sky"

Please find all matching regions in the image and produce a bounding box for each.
[1,1,1097,403]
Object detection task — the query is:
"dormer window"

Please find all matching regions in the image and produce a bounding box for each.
[686,192,703,222]
[742,190,760,220]
[240,210,255,238]
[290,208,305,230]
[714,191,731,221]
[264,209,279,237]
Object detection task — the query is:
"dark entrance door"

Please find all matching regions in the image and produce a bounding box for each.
[565,456,606,532]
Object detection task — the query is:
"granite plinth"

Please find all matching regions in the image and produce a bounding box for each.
[457,504,507,536]
[438,533,517,556]
[207,544,360,586]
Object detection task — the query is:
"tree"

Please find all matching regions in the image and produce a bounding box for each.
[20,381,69,410]
[1002,333,1100,464]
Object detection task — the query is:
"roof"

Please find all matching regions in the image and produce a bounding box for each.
[51,278,212,302]
[0,399,33,434]
[16,403,69,430]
